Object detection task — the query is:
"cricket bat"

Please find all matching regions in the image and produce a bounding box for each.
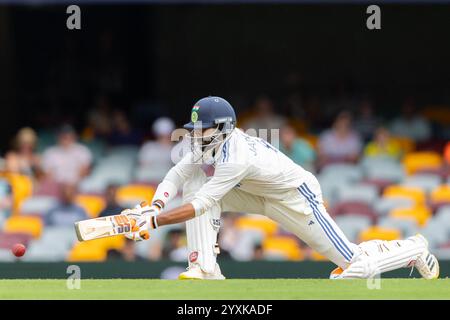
[74,214,136,242]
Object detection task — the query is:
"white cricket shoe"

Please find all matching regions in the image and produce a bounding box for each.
[412,234,439,280]
[178,263,226,280]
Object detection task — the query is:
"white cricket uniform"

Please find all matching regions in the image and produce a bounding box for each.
[153,128,357,269]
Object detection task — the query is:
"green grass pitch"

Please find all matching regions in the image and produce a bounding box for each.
[0,279,449,299]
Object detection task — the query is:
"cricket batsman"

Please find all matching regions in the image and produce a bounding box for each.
[121,96,439,280]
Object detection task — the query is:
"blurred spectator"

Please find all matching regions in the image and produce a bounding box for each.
[364,126,402,159]
[45,184,88,226]
[218,214,239,259]
[279,125,315,171]
[4,127,42,177]
[108,110,142,146]
[0,179,13,217]
[318,111,362,166]
[243,96,286,142]
[107,238,142,262]
[390,99,431,142]
[161,229,188,262]
[41,125,92,185]
[253,243,264,260]
[98,184,125,217]
[138,117,175,169]
[443,141,450,165]
[354,99,380,142]
[87,94,113,139]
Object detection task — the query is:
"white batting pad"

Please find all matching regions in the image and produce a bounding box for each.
[183,168,221,274]
[340,236,427,278]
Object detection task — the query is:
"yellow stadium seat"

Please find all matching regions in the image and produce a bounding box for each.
[402,152,443,175]
[389,206,432,227]
[67,235,125,262]
[92,235,126,251]
[0,173,33,215]
[3,216,43,238]
[75,194,106,218]
[310,250,328,261]
[262,236,304,261]
[235,215,278,236]
[391,136,415,154]
[68,242,108,262]
[430,185,450,204]
[383,185,426,206]
[116,184,155,206]
[358,226,401,242]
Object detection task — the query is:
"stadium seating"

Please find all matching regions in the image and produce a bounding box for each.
[0,173,33,214]
[23,241,70,262]
[68,235,125,262]
[361,158,405,184]
[231,229,265,261]
[335,184,378,205]
[430,185,450,210]
[19,195,59,216]
[1,119,448,265]
[435,206,450,224]
[3,216,43,238]
[383,185,426,206]
[262,236,304,260]
[374,197,414,216]
[421,218,448,249]
[402,174,442,194]
[82,139,106,163]
[134,165,170,184]
[319,163,363,183]
[402,151,443,175]
[0,248,17,262]
[389,206,431,227]
[310,250,328,261]
[378,217,419,238]
[235,214,278,237]
[390,136,415,154]
[0,232,32,249]
[75,194,106,218]
[115,184,155,207]
[335,215,372,243]
[331,201,377,221]
[78,148,138,193]
[358,226,402,242]
[68,242,108,262]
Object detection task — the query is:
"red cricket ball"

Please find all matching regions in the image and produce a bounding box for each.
[12,243,26,257]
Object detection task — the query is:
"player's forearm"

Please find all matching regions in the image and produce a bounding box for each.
[155,203,196,227]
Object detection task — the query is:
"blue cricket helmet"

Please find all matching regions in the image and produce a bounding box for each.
[184,96,236,130]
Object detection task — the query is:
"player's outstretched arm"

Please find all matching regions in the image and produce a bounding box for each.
[156,203,195,227]
[127,203,195,241]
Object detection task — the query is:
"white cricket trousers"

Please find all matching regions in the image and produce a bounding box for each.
[183,168,357,271]
[221,171,358,268]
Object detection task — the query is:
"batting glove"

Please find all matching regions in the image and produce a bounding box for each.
[122,202,160,242]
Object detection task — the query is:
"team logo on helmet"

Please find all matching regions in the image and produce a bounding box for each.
[191,111,198,122]
[191,105,200,122]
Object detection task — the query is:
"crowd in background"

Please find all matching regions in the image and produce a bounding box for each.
[0,92,449,262]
